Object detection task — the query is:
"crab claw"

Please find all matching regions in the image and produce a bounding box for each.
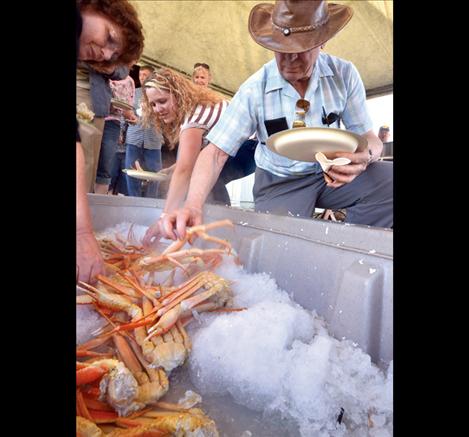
[76,365,108,386]
[146,280,227,341]
[146,305,183,340]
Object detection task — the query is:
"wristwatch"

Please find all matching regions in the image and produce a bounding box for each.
[367,148,373,165]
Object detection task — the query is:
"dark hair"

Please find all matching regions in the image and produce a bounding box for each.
[379,126,390,132]
[78,0,144,69]
[193,62,210,70]
[139,65,154,73]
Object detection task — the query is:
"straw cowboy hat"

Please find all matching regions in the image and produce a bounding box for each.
[249,0,353,54]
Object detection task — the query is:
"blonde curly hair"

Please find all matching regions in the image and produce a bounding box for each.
[141,67,225,149]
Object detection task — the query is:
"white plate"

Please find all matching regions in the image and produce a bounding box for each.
[110,98,135,111]
[122,169,169,182]
[266,127,367,162]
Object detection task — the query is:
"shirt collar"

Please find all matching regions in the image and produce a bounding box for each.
[265,59,285,94]
[264,53,334,96]
[317,52,334,78]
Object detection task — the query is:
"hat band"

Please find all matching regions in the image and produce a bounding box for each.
[272,13,329,36]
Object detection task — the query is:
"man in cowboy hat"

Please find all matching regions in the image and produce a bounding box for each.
[144,0,393,244]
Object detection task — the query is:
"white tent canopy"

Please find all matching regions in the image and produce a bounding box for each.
[131,0,393,98]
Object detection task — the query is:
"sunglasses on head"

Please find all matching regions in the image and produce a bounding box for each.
[296,99,310,112]
[292,99,310,128]
[194,63,210,70]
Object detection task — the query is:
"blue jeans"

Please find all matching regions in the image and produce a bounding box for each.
[125,144,162,198]
[219,138,257,184]
[209,138,257,204]
[110,151,127,195]
[96,120,120,185]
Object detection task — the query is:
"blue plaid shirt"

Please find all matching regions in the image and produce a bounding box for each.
[206,53,373,177]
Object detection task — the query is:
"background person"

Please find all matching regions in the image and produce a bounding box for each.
[77,64,131,192]
[192,62,212,87]
[125,66,165,198]
[378,125,393,159]
[378,125,391,143]
[95,74,136,194]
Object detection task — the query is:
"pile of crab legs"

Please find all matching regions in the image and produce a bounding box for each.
[76,219,244,437]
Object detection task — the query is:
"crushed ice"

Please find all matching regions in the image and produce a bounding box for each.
[188,259,393,436]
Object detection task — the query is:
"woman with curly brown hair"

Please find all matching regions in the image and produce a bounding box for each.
[76,0,144,284]
[140,68,232,243]
[77,0,144,69]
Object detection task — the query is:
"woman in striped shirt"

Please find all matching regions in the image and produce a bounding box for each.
[141,68,230,241]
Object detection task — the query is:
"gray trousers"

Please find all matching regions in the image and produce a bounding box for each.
[253,161,393,228]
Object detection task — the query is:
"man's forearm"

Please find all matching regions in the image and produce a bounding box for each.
[184,143,229,210]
